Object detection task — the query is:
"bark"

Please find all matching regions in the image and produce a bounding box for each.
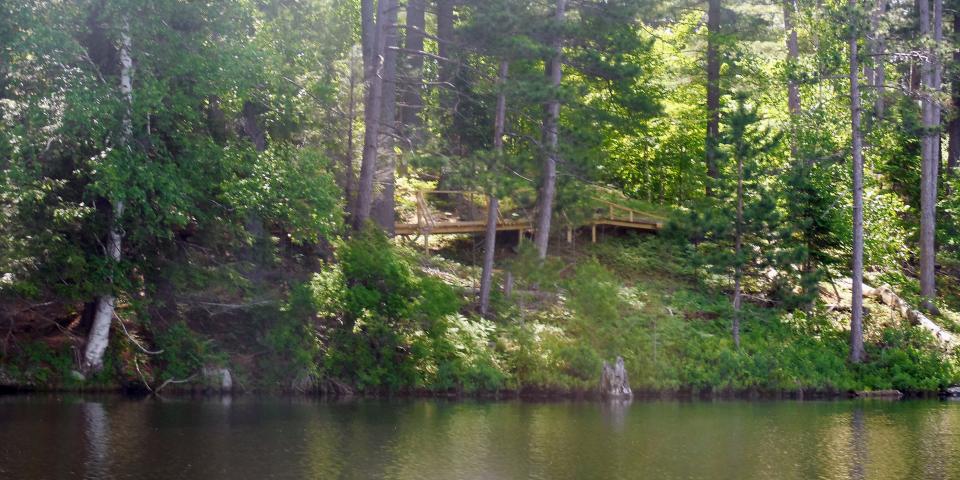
[361,0,376,71]
[600,356,632,399]
[344,49,360,215]
[919,0,941,311]
[872,0,887,119]
[849,0,866,363]
[949,12,960,176]
[240,100,268,281]
[783,0,801,163]
[732,146,743,349]
[83,18,133,374]
[206,95,227,145]
[705,0,722,195]
[241,101,266,151]
[535,0,566,260]
[354,0,391,230]
[437,0,455,114]
[949,11,960,176]
[479,61,509,317]
[371,0,400,233]
[400,0,425,149]
[783,0,801,117]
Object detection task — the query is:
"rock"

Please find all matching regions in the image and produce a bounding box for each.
[854,389,903,398]
[68,370,86,382]
[321,378,354,397]
[201,366,233,392]
[600,356,632,399]
[944,386,960,397]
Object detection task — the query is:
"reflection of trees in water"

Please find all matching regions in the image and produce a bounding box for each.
[917,399,956,478]
[849,407,866,480]
[7,397,960,479]
[82,402,110,479]
[600,398,631,432]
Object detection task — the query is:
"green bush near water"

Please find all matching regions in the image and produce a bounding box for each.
[278,233,957,394]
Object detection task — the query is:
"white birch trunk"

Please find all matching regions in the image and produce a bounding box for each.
[83,19,132,373]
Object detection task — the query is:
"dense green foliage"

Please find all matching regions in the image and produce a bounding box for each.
[1,0,959,394]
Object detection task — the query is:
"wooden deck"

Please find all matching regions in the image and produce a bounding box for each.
[395,191,664,246]
[395,219,533,236]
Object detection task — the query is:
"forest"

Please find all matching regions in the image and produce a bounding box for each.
[2,0,960,396]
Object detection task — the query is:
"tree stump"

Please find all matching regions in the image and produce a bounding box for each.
[600,356,632,399]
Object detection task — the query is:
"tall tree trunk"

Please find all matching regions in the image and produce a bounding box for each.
[948,11,960,177]
[732,148,744,349]
[400,0,425,150]
[848,0,866,364]
[872,0,887,119]
[83,18,133,374]
[361,0,375,71]
[480,61,509,317]
[534,0,566,260]
[437,0,455,115]
[239,101,268,283]
[344,48,361,215]
[705,0,721,195]
[783,0,801,162]
[372,0,399,233]
[919,0,941,311]
[354,0,391,230]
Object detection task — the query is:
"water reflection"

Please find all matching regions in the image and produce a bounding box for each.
[0,396,958,479]
[849,407,866,480]
[82,402,110,479]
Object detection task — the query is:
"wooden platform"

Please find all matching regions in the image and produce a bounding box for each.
[394,191,664,245]
[395,219,533,235]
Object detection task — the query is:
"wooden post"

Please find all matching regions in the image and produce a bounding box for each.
[518,228,523,245]
[608,205,614,218]
[504,271,514,298]
[591,224,597,243]
[424,232,430,253]
[566,226,572,243]
[629,211,633,222]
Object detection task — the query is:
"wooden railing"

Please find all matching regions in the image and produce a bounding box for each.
[398,190,664,241]
[591,198,666,224]
[415,190,436,233]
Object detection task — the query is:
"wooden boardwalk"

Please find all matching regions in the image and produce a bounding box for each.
[395,191,664,247]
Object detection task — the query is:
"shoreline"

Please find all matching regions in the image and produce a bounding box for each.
[1,382,953,401]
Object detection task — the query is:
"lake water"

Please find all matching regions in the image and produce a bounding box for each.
[1,395,959,479]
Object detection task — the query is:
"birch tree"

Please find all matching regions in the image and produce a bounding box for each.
[82,17,133,374]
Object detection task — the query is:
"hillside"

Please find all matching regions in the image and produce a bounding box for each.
[2,230,957,396]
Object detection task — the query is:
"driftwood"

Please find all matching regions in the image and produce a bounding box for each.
[863,284,956,350]
[854,389,903,398]
[600,356,632,399]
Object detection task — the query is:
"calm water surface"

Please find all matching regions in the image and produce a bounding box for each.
[1,395,959,479]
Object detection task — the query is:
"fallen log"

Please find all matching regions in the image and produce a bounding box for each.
[863,284,956,350]
[854,389,903,398]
